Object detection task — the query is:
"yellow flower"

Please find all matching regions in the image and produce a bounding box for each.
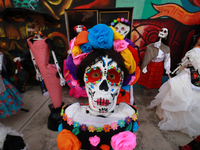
[132,114,138,121]
[72,46,82,57]
[109,26,123,40]
[120,48,136,74]
[88,125,95,132]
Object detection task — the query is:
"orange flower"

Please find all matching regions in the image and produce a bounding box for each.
[57,129,81,150]
[103,124,111,132]
[100,144,110,150]
[62,114,67,121]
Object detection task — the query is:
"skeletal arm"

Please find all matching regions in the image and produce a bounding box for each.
[46,39,66,86]
[29,49,43,81]
[171,57,189,74]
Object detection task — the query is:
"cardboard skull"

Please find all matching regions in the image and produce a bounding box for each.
[84,55,124,114]
[114,22,130,38]
[158,28,168,39]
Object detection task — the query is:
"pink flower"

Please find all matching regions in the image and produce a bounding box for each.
[121,18,125,22]
[71,79,78,86]
[89,135,100,147]
[73,52,90,66]
[111,122,118,130]
[67,118,73,126]
[69,37,76,51]
[113,40,129,52]
[111,131,137,150]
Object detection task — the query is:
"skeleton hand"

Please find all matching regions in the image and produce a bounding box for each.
[13,57,21,62]
[60,77,66,86]
[142,67,147,73]
[36,71,43,81]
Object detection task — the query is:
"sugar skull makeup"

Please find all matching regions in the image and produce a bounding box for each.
[84,55,124,114]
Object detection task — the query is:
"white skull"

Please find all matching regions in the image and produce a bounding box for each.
[114,22,130,38]
[84,55,123,114]
[76,25,83,34]
[158,28,168,39]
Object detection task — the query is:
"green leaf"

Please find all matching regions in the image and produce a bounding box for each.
[72,127,80,135]
[136,109,139,116]
[125,122,133,131]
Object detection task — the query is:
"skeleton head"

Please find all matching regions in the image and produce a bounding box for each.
[158,28,168,39]
[114,22,130,38]
[84,55,124,114]
[76,25,83,33]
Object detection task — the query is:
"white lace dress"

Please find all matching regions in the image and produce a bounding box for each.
[147,47,200,137]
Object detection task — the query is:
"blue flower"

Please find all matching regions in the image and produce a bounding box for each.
[80,42,92,53]
[88,24,114,49]
[118,119,125,128]
[73,122,80,128]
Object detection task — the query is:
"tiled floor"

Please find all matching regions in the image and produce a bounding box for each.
[0,85,193,150]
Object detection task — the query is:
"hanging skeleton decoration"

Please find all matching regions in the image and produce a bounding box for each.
[158,28,168,39]
[84,55,124,114]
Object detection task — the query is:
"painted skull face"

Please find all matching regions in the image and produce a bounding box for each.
[114,22,130,38]
[84,55,124,114]
[158,28,168,39]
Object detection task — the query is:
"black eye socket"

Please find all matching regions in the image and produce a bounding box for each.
[164,30,167,33]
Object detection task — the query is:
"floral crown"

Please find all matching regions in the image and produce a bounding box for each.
[110,18,131,27]
[67,24,140,88]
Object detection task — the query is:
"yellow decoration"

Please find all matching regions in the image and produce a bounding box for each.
[72,46,82,57]
[109,26,123,40]
[120,48,136,74]
[88,125,95,132]
[132,114,138,121]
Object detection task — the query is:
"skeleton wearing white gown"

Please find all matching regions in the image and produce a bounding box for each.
[147,46,200,137]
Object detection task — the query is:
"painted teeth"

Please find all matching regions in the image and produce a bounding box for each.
[95,98,110,106]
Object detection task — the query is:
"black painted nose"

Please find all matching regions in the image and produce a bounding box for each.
[99,80,108,91]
